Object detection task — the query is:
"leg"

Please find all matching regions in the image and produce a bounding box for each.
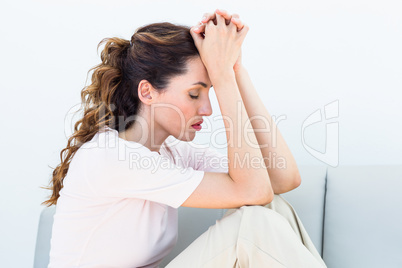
[263,194,325,266]
[223,194,325,266]
[166,202,327,268]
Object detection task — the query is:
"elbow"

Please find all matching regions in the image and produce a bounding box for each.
[280,173,301,194]
[292,173,302,190]
[258,195,273,206]
[257,182,274,206]
[244,178,274,206]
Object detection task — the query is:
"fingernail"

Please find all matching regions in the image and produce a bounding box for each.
[193,26,199,31]
[201,16,207,22]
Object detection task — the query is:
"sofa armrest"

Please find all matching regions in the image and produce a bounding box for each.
[323,165,402,268]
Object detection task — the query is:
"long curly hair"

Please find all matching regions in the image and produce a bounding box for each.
[41,22,200,206]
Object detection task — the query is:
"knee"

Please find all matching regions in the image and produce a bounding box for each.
[239,205,287,224]
[240,205,266,213]
[264,194,295,212]
[239,205,272,218]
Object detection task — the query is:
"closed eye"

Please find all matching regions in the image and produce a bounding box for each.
[189,94,199,99]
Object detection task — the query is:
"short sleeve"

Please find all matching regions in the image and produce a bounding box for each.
[83,137,205,209]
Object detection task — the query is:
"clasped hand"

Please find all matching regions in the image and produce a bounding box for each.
[190,9,249,83]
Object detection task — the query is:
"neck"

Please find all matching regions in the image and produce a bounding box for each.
[117,112,167,154]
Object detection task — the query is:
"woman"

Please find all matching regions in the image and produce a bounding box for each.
[43,8,327,268]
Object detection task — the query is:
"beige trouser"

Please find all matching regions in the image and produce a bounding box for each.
[165,194,327,268]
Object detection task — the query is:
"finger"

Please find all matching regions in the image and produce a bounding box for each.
[231,17,244,31]
[196,14,242,34]
[227,19,238,34]
[237,23,250,43]
[215,9,232,25]
[201,12,217,25]
[195,24,206,34]
[204,20,215,35]
[190,26,203,47]
[192,21,205,34]
[215,13,225,26]
[190,21,201,33]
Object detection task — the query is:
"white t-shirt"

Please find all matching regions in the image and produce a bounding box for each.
[48,126,228,268]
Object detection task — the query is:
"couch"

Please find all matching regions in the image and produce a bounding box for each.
[34,165,402,268]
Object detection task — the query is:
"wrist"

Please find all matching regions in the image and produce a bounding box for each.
[233,63,244,74]
[234,65,248,89]
[209,68,236,88]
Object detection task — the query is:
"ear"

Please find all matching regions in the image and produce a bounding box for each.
[137,80,158,105]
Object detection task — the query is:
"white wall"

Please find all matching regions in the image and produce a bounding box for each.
[1,0,401,266]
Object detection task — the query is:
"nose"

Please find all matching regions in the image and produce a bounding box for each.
[199,98,213,116]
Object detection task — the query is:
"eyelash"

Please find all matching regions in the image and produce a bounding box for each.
[189,95,199,99]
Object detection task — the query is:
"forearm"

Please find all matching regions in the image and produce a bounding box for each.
[212,70,274,197]
[234,66,301,194]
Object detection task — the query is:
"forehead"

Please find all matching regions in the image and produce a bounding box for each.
[166,57,211,89]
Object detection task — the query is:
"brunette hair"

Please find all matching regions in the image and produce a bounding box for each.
[41,22,199,206]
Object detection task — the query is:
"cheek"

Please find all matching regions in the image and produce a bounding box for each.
[168,98,193,119]
[156,102,192,126]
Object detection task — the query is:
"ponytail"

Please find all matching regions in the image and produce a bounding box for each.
[41,37,131,206]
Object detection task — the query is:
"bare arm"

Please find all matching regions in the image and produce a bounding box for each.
[234,66,301,194]
[214,70,274,203]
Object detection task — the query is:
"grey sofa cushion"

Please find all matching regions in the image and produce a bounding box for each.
[282,165,327,257]
[323,165,402,268]
[34,205,56,268]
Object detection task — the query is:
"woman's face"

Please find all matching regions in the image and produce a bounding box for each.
[153,56,213,141]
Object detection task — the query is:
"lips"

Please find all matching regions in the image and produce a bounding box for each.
[191,119,203,126]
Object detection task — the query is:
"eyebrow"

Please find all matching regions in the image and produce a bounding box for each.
[192,82,213,88]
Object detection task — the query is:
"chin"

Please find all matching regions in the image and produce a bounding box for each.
[173,131,196,142]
